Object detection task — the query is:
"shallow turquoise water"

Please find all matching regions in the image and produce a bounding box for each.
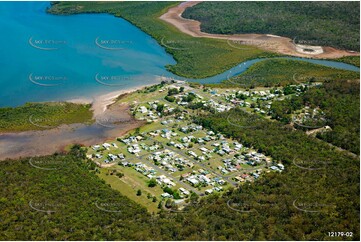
[0,2,359,107]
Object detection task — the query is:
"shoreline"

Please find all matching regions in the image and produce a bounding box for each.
[160,2,360,59]
[68,83,160,119]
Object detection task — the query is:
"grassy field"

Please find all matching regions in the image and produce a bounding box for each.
[223,59,359,88]
[97,167,163,213]
[0,102,93,133]
[48,1,278,79]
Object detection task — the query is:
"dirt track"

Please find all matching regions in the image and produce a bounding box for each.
[160,1,359,59]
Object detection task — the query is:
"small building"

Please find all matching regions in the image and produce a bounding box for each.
[205,189,213,195]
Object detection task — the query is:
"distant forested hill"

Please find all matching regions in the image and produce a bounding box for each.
[183,1,360,51]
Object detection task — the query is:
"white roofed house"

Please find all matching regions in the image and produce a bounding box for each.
[139,106,147,114]
[108,154,117,162]
[188,151,198,158]
[198,156,206,161]
[102,143,111,150]
[205,189,213,195]
[198,175,211,184]
[180,126,189,133]
[163,178,176,187]
[181,137,189,143]
[179,187,190,195]
[207,131,215,136]
[199,147,209,153]
[222,146,232,154]
[187,177,199,186]
[128,144,141,154]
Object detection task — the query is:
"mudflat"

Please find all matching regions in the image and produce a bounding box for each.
[0,101,144,160]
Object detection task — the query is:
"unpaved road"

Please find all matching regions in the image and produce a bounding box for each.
[160,1,359,59]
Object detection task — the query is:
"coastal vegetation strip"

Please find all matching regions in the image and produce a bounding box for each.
[48,1,278,79]
[182,1,360,51]
[0,102,93,133]
[223,59,359,88]
[335,56,360,67]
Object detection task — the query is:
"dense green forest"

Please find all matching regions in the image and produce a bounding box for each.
[0,146,155,240]
[224,59,359,87]
[0,102,93,132]
[270,80,360,154]
[192,108,359,240]
[48,1,277,79]
[183,1,360,51]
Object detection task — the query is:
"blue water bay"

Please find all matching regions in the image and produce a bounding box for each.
[0,2,359,107]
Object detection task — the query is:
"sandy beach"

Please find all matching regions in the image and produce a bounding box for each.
[90,84,154,118]
[68,84,158,119]
[160,1,359,59]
